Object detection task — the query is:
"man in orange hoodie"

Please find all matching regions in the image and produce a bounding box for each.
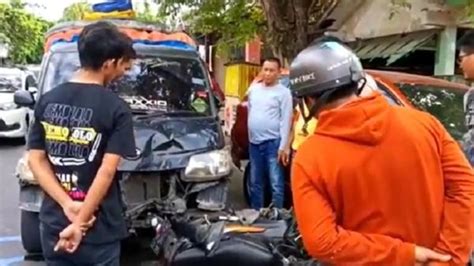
[289,38,474,265]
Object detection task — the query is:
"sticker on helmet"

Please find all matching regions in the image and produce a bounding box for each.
[327,57,352,71]
[290,72,316,86]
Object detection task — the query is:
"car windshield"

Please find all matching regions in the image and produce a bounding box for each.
[43,51,213,116]
[396,83,467,140]
[0,73,21,92]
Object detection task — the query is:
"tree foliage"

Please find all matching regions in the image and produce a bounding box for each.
[60,1,91,22]
[465,1,474,20]
[0,2,51,64]
[158,0,265,55]
[135,0,164,24]
[158,0,338,61]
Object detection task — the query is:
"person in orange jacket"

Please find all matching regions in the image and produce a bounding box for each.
[282,73,379,166]
[289,38,474,265]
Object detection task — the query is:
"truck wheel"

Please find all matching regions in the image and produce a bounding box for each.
[21,210,42,253]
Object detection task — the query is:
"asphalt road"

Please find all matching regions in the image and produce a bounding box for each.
[0,139,246,266]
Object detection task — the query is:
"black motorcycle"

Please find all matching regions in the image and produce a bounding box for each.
[150,208,320,266]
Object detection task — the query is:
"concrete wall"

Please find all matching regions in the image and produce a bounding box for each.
[330,0,467,41]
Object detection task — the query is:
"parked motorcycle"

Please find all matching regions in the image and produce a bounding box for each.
[150,207,320,266]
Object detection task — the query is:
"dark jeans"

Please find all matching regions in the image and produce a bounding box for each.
[249,138,285,209]
[40,223,120,266]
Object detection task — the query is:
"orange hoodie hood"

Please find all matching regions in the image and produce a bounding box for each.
[316,93,390,145]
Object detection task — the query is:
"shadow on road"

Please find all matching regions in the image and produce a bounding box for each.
[0,138,25,147]
[19,236,161,266]
[121,235,159,266]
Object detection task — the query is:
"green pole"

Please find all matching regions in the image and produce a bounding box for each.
[434,26,457,76]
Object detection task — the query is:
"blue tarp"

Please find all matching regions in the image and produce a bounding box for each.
[92,0,133,13]
[51,38,196,51]
[134,40,196,50]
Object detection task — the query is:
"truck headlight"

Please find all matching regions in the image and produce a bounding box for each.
[183,149,232,182]
[0,102,17,111]
[16,152,37,184]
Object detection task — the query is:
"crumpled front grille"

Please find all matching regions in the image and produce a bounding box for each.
[196,179,229,211]
[120,172,163,209]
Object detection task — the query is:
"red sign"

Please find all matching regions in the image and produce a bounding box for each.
[245,37,261,64]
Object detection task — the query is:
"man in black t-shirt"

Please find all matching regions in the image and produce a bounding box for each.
[28,21,137,265]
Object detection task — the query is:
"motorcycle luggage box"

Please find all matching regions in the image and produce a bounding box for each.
[171,235,279,266]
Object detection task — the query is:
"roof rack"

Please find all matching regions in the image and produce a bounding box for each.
[44,19,198,52]
[46,19,169,38]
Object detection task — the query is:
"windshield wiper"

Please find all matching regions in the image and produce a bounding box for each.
[132,110,166,119]
[169,110,204,115]
[133,110,208,119]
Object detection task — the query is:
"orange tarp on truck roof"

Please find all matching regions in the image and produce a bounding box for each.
[44,26,196,52]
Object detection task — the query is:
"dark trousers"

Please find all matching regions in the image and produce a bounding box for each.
[249,138,285,209]
[40,223,120,266]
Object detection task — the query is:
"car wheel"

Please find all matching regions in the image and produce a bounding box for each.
[20,210,42,254]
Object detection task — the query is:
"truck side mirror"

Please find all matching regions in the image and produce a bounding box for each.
[14,90,35,108]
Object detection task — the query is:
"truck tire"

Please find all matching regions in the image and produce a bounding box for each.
[21,210,42,253]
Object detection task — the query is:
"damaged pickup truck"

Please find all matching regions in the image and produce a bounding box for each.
[14,20,231,254]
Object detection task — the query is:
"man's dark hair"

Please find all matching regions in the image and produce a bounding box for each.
[459,30,474,51]
[263,57,281,69]
[78,21,136,70]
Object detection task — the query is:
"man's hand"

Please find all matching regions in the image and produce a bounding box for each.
[62,201,96,231]
[415,246,451,264]
[63,201,82,222]
[278,149,290,166]
[54,223,83,254]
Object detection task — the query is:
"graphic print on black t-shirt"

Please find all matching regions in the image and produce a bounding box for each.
[28,82,136,244]
[41,103,101,200]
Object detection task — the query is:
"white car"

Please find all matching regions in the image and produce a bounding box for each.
[25,64,41,80]
[0,67,37,141]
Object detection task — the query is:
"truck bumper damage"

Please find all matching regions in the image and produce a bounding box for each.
[120,171,229,229]
[19,183,43,213]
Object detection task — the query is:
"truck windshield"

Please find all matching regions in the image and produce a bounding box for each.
[42,51,213,116]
